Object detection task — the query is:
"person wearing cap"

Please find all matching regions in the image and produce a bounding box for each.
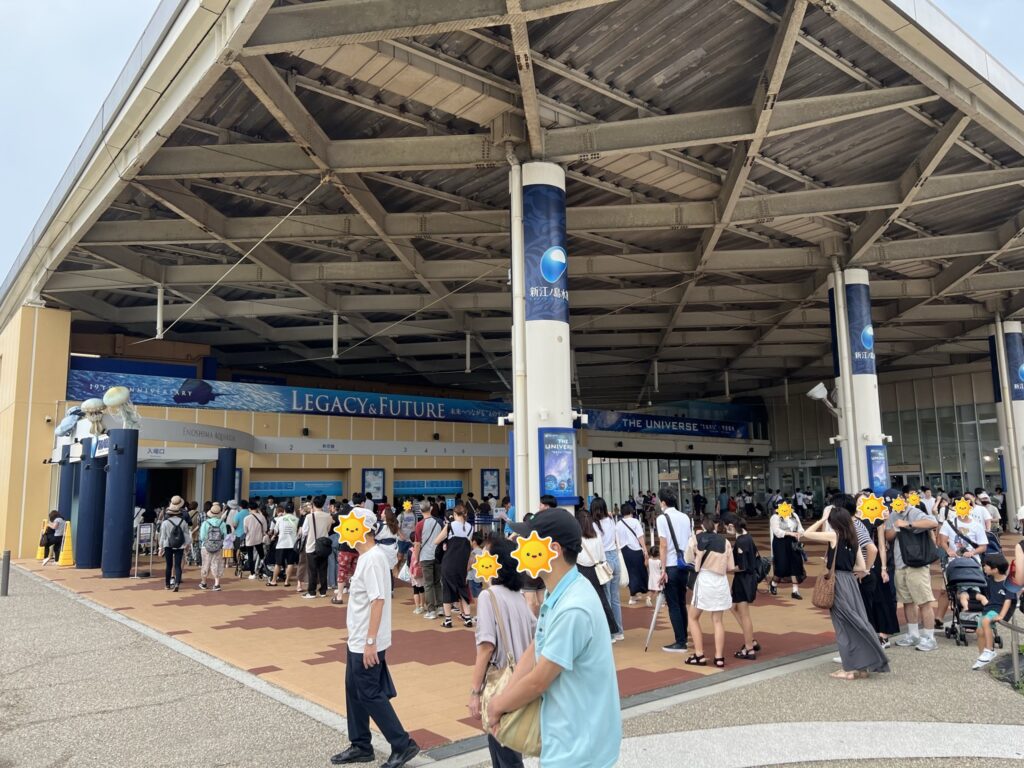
[330,506,420,768]
[487,508,622,768]
[158,496,190,592]
[885,487,939,651]
[199,503,228,591]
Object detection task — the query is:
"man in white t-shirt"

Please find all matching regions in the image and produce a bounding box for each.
[656,489,693,654]
[331,508,419,768]
[920,487,936,514]
[966,493,993,532]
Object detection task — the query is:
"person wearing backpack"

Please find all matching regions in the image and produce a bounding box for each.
[199,503,228,591]
[243,504,270,580]
[302,494,334,599]
[159,496,190,592]
[884,489,939,651]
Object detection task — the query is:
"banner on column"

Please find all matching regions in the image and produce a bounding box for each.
[866,445,889,495]
[989,335,1003,404]
[1006,331,1024,401]
[538,428,577,505]
[523,183,569,323]
[846,283,876,375]
[835,445,844,493]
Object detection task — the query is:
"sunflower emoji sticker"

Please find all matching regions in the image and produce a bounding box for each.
[471,551,502,582]
[858,494,886,524]
[511,530,558,578]
[907,491,921,508]
[335,511,372,547]
[776,501,794,519]
[954,497,973,519]
[403,500,413,512]
[890,497,907,514]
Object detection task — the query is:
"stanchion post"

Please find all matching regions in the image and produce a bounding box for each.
[1,550,11,596]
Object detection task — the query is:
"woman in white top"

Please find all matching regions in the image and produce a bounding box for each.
[769,504,806,599]
[591,498,624,635]
[436,504,474,628]
[575,507,622,639]
[616,503,651,606]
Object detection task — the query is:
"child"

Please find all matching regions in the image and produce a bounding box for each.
[410,532,425,615]
[973,553,1016,670]
[467,532,485,599]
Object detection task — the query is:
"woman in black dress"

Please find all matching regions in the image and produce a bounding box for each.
[728,517,762,660]
[800,496,890,680]
[435,503,474,628]
[769,503,806,599]
[854,491,900,647]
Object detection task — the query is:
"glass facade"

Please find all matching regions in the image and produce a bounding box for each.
[588,456,768,510]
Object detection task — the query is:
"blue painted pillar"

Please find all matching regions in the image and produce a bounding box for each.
[101,429,138,578]
[213,448,236,503]
[76,438,108,569]
[57,443,73,525]
[522,162,576,508]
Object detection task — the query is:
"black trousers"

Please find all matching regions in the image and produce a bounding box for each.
[308,552,329,596]
[44,535,63,561]
[487,734,524,768]
[164,548,184,586]
[247,543,266,576]
[578,563,619,635]
[664,565,690,646]
[345,649,411,753]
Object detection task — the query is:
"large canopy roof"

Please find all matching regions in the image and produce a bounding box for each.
[13,0,1024,408]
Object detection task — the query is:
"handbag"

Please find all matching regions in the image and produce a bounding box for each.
[811,546,838,609]
[586,538,613,584]
[480,590,541,756]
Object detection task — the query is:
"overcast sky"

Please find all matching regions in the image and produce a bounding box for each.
[0,0,1021,285]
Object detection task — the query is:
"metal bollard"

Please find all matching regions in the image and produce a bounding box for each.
[1,550,10,596]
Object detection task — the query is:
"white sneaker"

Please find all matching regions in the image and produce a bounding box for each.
[832,656,842,664]
[627,598,637,606]
[301,594,317,600]
[972,656,993,670]
[895,634,921,647]
[248,575,257,580]
[413,607,424,615]
[916,637,938,652]
[980,648,997,661]
[645,596,653,607]
[40,557,50,566]
[424,611,437,620]
[612,633,625,642]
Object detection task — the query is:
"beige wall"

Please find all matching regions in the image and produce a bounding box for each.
[0,306,71,557]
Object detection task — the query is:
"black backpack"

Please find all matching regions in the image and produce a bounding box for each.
[166,518,186,549]
[898,527,938,568]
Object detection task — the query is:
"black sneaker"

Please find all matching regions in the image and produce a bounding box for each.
[199,582,208,591]
[330,746,375,764]
[381,741,420,768]
[791,592,803,600]
[662,642,687,653]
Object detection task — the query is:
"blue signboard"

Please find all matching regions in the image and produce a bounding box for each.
[523,183,568,323]
[66,370,752,439]
[539,427,577,505]
[989,335,1003,404]
[827,287,841,380]
[866,445,888,495]
[846,282,876,376]
[249,480,343,497]
[1006,331,1024,401]
[393,479,463,496]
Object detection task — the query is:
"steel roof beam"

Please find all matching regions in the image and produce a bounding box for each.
[242,0,622,55]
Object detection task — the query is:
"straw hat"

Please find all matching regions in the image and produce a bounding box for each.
[208,503,224,518]
[167,495,185,513]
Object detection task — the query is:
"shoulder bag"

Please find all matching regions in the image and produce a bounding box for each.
[588,538,613,584]
[312,515,333,559]
[480,590,541,756]
[811,546,837,609]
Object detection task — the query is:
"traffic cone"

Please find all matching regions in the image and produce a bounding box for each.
[35,519,47,560]
[58,522,75,567]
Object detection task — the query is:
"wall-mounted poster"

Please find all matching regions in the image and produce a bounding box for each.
[362,468,385,499]
[481,469,500,499]
[538,428,577,505]
[866,445,888,495]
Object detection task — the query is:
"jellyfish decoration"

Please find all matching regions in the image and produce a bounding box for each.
[54,406,84,437]
[81,398,107,437]
[102,386,142,430]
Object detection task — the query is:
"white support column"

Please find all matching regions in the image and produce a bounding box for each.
[1002,319,1024,514]
[522,162,575,509]
[990,321,1020,515]
[828,267,887,492]
[508,157,530,514]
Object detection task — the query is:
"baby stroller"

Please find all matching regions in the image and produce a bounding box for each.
[942,556,1002,649]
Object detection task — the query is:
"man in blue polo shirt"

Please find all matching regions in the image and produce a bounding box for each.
[488,507,621,767]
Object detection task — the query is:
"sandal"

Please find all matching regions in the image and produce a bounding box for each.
[463,616,474,628]
[442,617,453,629]
[829,670,856,680]
[734,647,757,660]
[752,641,762,652]
[330,596,344,605]
[684,654,707,666]
[769,583,778,596]
[714,657,725,668]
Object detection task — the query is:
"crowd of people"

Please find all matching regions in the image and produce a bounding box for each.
[117,478,1024,768]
